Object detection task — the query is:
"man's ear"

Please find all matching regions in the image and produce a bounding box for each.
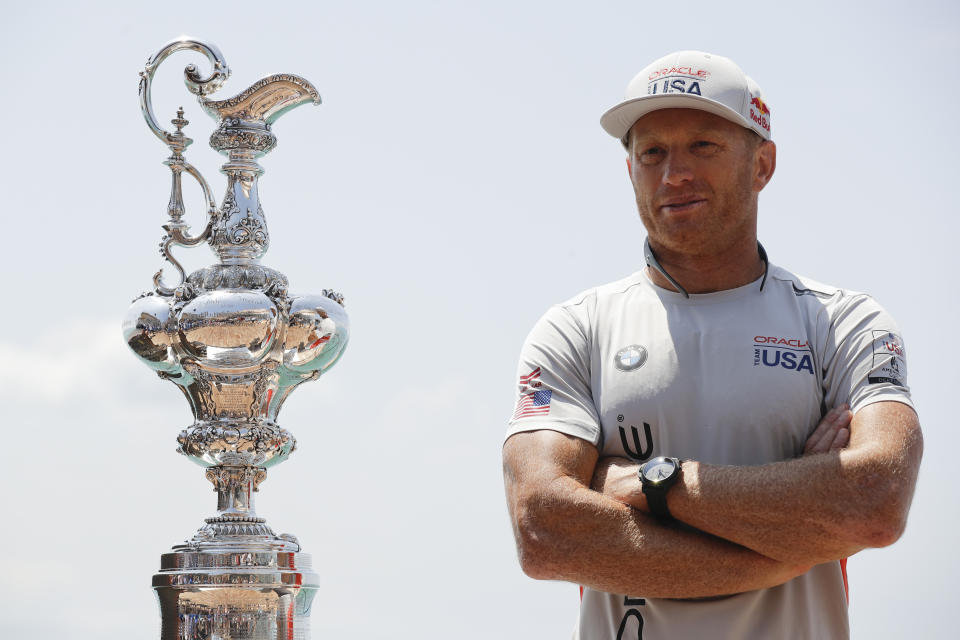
[626,157,632,175]
[754,141,777,192]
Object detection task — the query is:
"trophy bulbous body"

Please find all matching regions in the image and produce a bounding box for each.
[124,262,346,640]
[124,263,349,468]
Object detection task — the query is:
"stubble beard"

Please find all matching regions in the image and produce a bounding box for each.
[636,168,757,261]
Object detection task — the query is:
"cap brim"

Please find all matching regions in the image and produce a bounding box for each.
[600,93,754,140]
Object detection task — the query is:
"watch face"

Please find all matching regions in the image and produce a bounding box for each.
[642,458,676,484]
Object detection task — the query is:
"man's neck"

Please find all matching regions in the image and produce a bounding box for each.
[645,238,766,295]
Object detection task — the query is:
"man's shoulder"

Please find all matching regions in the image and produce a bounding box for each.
[766,264,867,302]
[524,272,647,347]
[765,264,888,325]
[555,271,648,311]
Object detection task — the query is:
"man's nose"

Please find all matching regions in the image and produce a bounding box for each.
[662,152,694,186]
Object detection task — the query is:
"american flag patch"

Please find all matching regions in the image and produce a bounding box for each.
[512,367,552,419]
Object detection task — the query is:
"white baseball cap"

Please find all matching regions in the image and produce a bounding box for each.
[600,50,772,143]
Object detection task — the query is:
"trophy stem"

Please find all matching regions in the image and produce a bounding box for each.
[153,463,318,639]
[207,465,267,516]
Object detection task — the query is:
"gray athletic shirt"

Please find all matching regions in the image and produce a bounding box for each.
[506,264,913,640]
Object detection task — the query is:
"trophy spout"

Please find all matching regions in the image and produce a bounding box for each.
[200,74,321,126]
[201,74,321,161]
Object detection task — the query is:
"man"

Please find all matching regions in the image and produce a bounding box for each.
[502,51,922,639]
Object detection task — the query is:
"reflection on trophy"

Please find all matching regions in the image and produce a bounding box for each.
[122,37,348,639]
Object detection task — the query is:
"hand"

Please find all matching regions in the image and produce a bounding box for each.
[803,404,852,455]
[591,456,646,510]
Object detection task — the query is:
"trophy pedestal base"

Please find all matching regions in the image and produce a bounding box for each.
[153,549,319,640]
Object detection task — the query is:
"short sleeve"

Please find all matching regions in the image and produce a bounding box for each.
[505,304,602,445]
[821,294,914,415]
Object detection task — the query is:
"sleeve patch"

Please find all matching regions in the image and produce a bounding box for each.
[512,367,553,419]
[868,330,907,386]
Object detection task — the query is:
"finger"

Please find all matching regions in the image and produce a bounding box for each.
[805,428,835,454]
[804,407,841,453]
[804,405,850,454]
[828,427,850,451]
[836,407,853,428]
[827,409,853,452]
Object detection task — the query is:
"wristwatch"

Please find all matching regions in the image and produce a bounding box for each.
[639,456,682,520]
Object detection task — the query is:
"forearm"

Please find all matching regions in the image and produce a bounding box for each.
[601,402,923,565]
[504,431,807,598]
[514,475,806,598]
[671,456,866,564]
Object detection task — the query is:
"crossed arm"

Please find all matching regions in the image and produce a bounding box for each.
[502,401,922,598]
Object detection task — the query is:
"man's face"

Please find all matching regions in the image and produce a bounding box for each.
[627,108,775,258]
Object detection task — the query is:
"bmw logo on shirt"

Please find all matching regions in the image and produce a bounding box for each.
[615,345,648,371]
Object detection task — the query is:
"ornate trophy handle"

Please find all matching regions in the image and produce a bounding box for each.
[153,234,190,296]
[138,36,231,147]
[138,37,229,295]
[150,108,220,295]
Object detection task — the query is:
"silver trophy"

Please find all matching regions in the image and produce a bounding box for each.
[122,37,348,639]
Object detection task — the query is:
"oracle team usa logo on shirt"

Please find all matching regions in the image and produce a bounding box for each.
[753,335,815,375]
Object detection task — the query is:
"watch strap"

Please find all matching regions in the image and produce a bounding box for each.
[643,483,673,520]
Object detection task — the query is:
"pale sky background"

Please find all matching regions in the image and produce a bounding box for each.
[1,1,957,638]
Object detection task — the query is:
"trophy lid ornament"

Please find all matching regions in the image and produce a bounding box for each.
[124,36,346,639]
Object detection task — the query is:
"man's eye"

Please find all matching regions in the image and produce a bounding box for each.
[639,147,664,164]
[692,141,719,154]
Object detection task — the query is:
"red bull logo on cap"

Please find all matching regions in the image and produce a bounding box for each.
[750,96,770,116]
[749,95,771,132]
